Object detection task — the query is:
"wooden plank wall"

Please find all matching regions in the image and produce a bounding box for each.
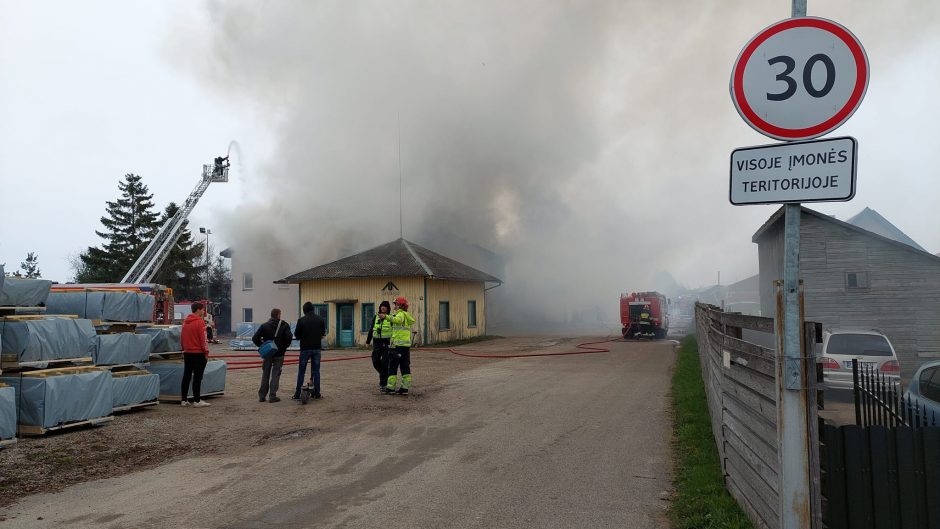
[697,303,823,529]
[696,303,781,529]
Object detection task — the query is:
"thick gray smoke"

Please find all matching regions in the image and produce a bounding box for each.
[169,0,940,329]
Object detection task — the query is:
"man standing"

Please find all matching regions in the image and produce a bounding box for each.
[293,302,326,400]
[252,308,293,403]
[180,302,211,408]
[385,296,416,395]
[366,301,392,391]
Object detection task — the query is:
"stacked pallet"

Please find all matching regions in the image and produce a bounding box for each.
[0,382,15,446]
[142,325,226,401]
[91,322,161,413]
[0,366,114,436]
[0,274,116,435]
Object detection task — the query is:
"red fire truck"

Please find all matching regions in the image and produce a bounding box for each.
[620,291,669,339]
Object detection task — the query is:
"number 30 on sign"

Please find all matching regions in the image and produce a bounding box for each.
[730,17,869,141]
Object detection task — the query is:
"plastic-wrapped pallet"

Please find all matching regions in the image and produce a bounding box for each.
[0,277,52,307]
[0,318,97,363]
[111,372,160,410]
[137,326,182,353]
[0,370,112,430]
[46,291,154,322]
[147,360,226,399]
[94,333,152,365]
[0,384,15,441]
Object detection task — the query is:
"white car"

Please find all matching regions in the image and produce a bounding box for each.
[817,328,901,390]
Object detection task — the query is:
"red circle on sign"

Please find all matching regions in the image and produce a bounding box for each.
[731,17,868,140]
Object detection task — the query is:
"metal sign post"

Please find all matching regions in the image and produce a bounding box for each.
[728,0,868,526]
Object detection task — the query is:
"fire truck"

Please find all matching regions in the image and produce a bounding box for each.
[620,291,669,339]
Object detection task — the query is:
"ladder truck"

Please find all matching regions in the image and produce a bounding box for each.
[55,156,230,324]
[122,156,229,284]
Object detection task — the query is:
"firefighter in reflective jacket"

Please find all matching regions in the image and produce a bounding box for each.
[384,296,416,395]
[639,304,653,335]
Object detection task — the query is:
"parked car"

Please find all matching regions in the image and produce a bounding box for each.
[817,328,901,390]
[903,360,940,426]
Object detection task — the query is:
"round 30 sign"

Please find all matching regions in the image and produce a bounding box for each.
[730,17,869,141]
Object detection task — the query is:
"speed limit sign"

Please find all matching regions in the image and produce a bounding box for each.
[730,17,869,141]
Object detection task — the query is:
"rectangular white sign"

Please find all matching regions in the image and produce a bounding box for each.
[729,137,857,205]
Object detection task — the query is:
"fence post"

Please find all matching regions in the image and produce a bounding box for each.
[775,279,815,529]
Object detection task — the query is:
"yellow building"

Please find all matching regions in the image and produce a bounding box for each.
[277,239,502,347]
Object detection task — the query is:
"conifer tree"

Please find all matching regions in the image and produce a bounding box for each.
[19,252,41,278]
[78,174,160,282]
[152,202,205,299]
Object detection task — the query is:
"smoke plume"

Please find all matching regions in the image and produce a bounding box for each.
[168,0,940,329]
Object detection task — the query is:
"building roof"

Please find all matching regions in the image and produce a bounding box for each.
[277,238,502,284]
[753,206,940,265]
[845,207,926,251]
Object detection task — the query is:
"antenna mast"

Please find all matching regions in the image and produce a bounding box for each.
[398,113,403,239]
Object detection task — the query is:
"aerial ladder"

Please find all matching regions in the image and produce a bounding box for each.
[121,156,230,284]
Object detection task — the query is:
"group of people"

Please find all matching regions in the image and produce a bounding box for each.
[177,297,417,405]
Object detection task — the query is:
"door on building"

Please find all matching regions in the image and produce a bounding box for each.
[337,304,355,347]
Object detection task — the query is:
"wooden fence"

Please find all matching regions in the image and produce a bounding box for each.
[821,424,940,529]
[695,302,822,529]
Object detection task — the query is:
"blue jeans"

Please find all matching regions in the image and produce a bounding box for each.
[296,349,321,395]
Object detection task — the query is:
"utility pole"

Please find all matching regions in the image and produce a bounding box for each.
[398,113,403,239]
[200,227,212,301]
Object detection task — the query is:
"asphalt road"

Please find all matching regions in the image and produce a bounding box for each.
[1,338,675,529]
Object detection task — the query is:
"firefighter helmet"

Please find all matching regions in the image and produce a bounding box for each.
[394,296,409,308]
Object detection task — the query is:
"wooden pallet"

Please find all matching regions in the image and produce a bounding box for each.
[16,365,104,378]
[150,352,184,361]
[159,391,223,402]
[0,357,94,371]
[0,438,17,447]
[18,415,113,436]
[100,363,148,372]
[110,368,151,378]
[92,322,140,333]
[0,314,78,321]
[113,400,158,413]
[0,307,46,317]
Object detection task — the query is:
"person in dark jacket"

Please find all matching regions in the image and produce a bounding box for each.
[252,308,293,403]
[293,302,326,400]
[365,300,392,391]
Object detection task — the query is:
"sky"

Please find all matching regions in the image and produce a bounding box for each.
[0,1,938,324]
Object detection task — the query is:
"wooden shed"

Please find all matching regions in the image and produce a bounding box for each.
[276,239,502,347]
[753,206,940,380]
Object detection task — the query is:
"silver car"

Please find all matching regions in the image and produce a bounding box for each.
[902,361,940,427]
[817,328,900,390]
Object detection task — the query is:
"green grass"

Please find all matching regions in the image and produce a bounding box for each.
[670,335,754,529]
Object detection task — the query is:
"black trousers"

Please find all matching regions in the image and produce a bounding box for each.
[181,353,208,403]
[371,339,390,386]
[387,346,411,379]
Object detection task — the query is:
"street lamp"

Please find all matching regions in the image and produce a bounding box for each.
[199,227,212,301]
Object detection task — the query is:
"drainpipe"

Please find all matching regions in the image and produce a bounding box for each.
[423,277,429,345]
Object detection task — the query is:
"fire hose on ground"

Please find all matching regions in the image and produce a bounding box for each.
[211,337,625,370]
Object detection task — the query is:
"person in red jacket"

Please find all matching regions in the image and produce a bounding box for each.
[181,302,211,408]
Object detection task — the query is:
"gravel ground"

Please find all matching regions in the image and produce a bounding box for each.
[0,336,598,509]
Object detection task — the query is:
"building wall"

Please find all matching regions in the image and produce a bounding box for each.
[299,277,424,347]
[230,255,298,325]
[757,212,940,380]
[426,279,486,343]
[297,277,487,346]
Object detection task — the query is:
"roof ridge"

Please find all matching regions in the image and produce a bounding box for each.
[401,239,433,277]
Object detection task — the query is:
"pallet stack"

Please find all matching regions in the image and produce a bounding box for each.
[93,322,160,413]
[0,275,115,436]
[0,381,15,446]
[143,325,227,401]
